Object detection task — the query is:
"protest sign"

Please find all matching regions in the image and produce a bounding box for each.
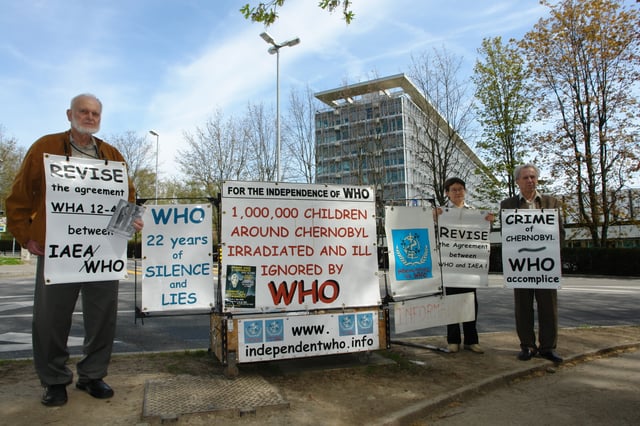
[438,208,491,288]
[237,310,380,362]
[392,293,474,334]
[44,154,129,284]
[141,204,215,312]
[384,205,441,299]
[501,209,562,289]
[221,181,379,312]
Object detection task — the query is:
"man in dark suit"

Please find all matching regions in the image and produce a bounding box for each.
[500,164,565,363]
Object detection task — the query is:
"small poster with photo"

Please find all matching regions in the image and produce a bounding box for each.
[225,265,256,308]
[107,199,145,238]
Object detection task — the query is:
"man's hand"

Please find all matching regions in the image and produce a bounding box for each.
[132,218,144,232]
[26,240,45,256]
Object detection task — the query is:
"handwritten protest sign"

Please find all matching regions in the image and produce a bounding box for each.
[438,208,491,288]
[384,205,441,299]
[141,204,215,312]
[392,293,474,334]
[44,154,129,284]
[501,209,562,289]
[221,181,379,312]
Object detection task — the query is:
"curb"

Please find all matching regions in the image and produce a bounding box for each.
[374,341,640,426]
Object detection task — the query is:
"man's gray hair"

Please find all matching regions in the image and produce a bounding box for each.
[514,164,540,180]
[70,93,102,110]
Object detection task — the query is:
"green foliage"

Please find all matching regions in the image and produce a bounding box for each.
[240,0,354,26]
[472,36,532,198]
[519,0,640,248]
[0,127,25,212]
[0,257,22,266]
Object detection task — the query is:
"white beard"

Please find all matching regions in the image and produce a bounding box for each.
[71,117,100,135]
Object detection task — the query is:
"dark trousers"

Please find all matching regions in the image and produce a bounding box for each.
[32,257,119,386]
[446,287,479,345]
[514,288,558,352]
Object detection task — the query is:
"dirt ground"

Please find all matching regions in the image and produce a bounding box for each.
[1,325,639,426]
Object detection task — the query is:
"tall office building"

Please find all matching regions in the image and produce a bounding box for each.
[314,74,489,206]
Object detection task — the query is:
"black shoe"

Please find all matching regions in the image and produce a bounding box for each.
[76,379,114,399]
[42,384,68,406]
[517,347,536,361]
[539,350,563,363]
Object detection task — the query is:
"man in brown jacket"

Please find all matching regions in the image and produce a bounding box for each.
[500,164,564,364]
[6,94,143,406]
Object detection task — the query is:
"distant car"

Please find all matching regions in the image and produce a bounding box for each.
[562,260,578,272]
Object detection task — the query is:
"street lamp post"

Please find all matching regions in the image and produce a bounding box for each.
[259,32,300,182]
[149,130,159,203]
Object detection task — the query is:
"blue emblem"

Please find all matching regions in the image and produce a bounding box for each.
[392,228,433,280]
[357,313,374,334]
[243,320,263,343]
[265,319,284,342]
[338,314,356,336]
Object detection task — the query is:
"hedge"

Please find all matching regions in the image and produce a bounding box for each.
[489,246,640,277]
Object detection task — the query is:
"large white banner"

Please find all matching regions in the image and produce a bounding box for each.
[141,204,215,312]
[501,209,562,289]
[44,154,129,284]
[384,206,441,299]
[438,208,492,288]
[221,181,379,312]
[238,311,380,362]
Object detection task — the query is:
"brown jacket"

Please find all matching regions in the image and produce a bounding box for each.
[6,131,136,248]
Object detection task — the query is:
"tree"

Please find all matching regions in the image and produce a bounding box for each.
[178,110,250,196]
[108,131,156,200]
[0,126,25,214]
[407,47,477,205]
[241,0,354,25]
[282,85,319,183]
[243,102,277,181]
[472,36,532,199]
[519,0,640,247]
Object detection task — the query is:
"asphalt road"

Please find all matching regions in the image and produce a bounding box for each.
[1,266,639,360]
[393,274,640,338]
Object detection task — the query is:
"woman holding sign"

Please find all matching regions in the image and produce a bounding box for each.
[437,177,494,354]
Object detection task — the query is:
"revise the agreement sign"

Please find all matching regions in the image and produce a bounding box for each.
[221,181,379,312]
[44,155,129,284]
[437,208,492,288]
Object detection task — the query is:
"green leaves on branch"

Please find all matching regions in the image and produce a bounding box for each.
[240,1,354,26]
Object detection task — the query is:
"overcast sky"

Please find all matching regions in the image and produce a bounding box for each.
[0,0,578,178]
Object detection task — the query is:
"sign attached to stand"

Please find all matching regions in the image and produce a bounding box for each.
[44,154,129,284]
[384,206,441,299]
[238,310,380,362]
[501,209,562,289]
[221,181,379,312]
[392,293,474,334]
[141,204,215,312]
[438,208,492,288]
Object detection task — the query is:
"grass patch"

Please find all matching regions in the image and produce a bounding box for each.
[0,257,22,266]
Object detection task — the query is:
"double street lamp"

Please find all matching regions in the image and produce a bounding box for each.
[259,32,300,182]
[148,130,159,203]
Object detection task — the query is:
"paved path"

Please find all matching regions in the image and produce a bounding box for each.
[416,348,640,425]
